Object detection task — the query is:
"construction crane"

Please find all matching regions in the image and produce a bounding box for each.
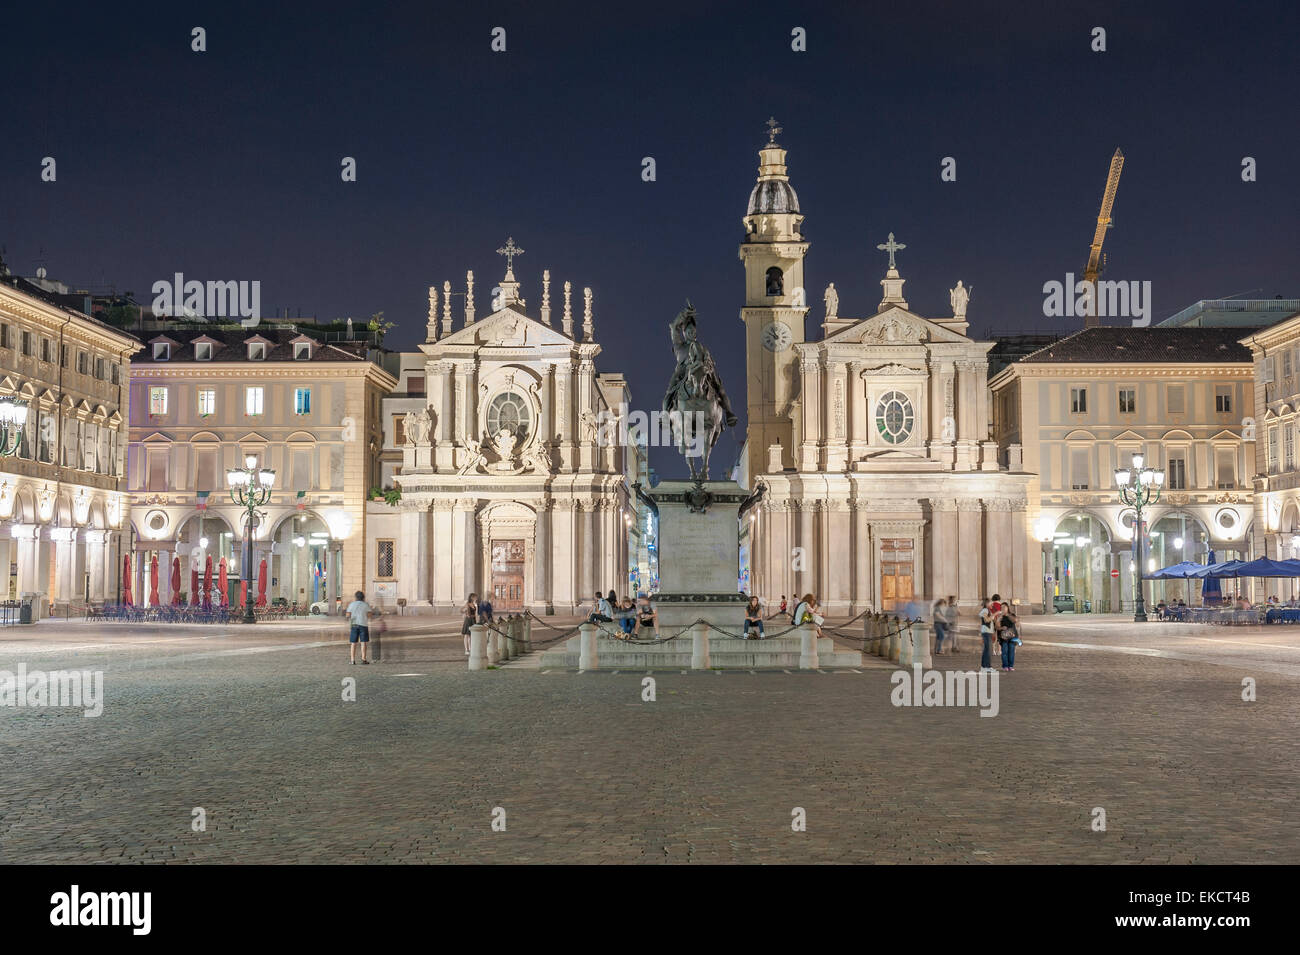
[1083,147,1125,328]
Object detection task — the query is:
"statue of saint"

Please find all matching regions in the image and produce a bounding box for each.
[824,282,839,319]
[402,411,418,446]
[949,280,971,319]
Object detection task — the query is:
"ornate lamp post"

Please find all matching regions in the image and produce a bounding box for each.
[1115,452,1164,622]
[226,454,274,624]
[0,397,30,457]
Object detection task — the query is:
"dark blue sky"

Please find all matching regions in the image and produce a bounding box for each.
[4,0,1298,476]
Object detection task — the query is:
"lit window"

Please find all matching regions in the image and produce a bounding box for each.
[248,341,267,361]
[1070,387,1087,414]
[198,389,216,416]
[294,342,311,361]
[153,342,170,360]
[246,387,264,415]
[1215,387,1232,414]
[149,387,168,415]
[195,342,213,361]
[1118,388,1136,414]
[294,388,311,415]
[874,391,914,445]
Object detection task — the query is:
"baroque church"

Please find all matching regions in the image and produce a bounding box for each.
[369,243,633,614]
[739,127,1034,614]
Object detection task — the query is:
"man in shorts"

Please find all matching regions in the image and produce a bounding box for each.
[346,590,373,665]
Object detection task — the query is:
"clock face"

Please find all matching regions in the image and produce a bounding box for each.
[762,321,792,352]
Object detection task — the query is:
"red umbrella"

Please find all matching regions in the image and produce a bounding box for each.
[149,555,160,607]
[256,557,268,607]
[218,558,228,607]
[171,557,182,606]
[122,554,133,607]
[203,555,213,610]
[190,566,199,606]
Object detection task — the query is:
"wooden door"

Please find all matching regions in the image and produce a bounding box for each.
[880,538,914,611]
[490,539,525,611]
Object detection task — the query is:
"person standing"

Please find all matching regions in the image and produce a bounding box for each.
[478,594,495,626]
[461,593,478,656]
[997,602,1021,671]
[979,597,994,671]
[346,590,373,665]
[944,595,960,652]
[932,598,948,654]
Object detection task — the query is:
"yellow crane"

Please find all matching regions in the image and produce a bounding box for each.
[1083,148,1125,328]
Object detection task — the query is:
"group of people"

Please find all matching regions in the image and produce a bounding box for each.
[976,594,1021,672]
[588,590,660,638]
[459,593,497,655]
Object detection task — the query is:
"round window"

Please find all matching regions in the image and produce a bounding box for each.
[874,391,915,444]
[486,392,532,441]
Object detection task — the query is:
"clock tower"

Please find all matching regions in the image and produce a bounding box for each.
[740,118,809,480]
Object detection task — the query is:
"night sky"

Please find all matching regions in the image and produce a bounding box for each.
[4,0,1298,478]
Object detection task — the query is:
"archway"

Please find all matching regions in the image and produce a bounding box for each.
[1147,512,1210,606]
[270,511,335,610]
[1049,512,1113,613]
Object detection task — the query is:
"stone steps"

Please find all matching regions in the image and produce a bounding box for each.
[536,634,862,669]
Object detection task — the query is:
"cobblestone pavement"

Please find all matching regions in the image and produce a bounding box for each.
[0,614,1296,864]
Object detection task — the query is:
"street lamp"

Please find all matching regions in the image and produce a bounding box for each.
[1115,451,1164,622]
[226,453,274,623]
[0,397,29,457]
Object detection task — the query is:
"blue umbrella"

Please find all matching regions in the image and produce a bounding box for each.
[1202,549,1222,606]
[1147,561,1203,579]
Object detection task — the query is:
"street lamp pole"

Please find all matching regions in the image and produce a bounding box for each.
[1115,452,1164,623]
[226,455,274,624]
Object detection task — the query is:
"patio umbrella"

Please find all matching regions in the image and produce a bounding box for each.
[122,554,133,607]
[1147,561,1203,579]
[171,557,181,605]
[1190,560,1246,578]
[149,555,160,607]
[1202,550,1222,606]
[256,557,268,607]
[190,566,200,606]
[203,555,213,610]
[1229,557,1300,578]
[218,558,228,607]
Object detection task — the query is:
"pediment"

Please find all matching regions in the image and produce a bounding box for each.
[822,306,969,346]
[434,307,575,349]
[1114,430,1145,442]
[1210,429,1242,442]
[141,431,173,443]
[237,431,270,444]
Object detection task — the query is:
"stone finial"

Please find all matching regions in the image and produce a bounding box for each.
[541,269,552,326]
[562,281,573,337]
[582,287,594,342]
[442,280,453,336]
[426,286,439,342]
[465,271,475,325]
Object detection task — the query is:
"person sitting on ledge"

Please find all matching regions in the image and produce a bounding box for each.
[792,593,824,636]
[743,595,764,639]
[618,594,636,636]
[633,594,658,637]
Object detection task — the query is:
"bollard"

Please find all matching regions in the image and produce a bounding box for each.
[508,615,521,658]
[499,616,513,662]
[862,612,873,653]
[910,621,932,668]
[468,624,488,670]
[898,620,913,666]
[691,622,712,669]
[578,622,599,670]
[872,614,885,657]
[799,621,819,669]
[521,614,532,652]
[485,624,500,665]
[889,616,902,662]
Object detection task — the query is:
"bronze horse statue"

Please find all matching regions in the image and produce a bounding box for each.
[662,303,738,481]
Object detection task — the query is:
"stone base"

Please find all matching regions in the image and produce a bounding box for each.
[537,632,861,668]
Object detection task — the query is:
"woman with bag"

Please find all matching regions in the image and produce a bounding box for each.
[461,594,478,656]
[997,603,1021,671]
[978,597,994,672]
[932,598,948,654]
[792,593,824,637]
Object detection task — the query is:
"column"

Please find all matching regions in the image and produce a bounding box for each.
[557,362,574,471]
[826,501,851,613]
[580,499,595,600]
[853,501,871,611]
[533,500,551,612]
[13,525,39,598]
[400,507,431,604]
[50,527,77,609]
[577,360,595,473]
[956,498,983,606]
[799,358,821,471]
[848,361,866,466]
[928,498,957,602]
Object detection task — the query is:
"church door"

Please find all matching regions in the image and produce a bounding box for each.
[880,538,914,611]
[490,540,525,611]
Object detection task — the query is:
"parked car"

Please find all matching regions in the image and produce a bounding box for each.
[1053,593,1077,613]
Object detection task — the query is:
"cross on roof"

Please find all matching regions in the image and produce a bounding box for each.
[876,232,906,270]
[765,116,782,145]
[496,237,525,272]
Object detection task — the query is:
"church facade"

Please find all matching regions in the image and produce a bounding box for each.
[740,131,1035,614]
[366,246,633,614]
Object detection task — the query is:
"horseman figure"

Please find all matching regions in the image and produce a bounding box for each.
[662,302,738,481]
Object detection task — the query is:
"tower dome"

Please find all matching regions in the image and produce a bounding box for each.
[746,178,801,215]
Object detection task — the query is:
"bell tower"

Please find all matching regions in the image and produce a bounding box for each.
[740,118,809,480]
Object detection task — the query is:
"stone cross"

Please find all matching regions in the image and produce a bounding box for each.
[496,236,524,272]
[765,116,782,145]
[876,232,906,271]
